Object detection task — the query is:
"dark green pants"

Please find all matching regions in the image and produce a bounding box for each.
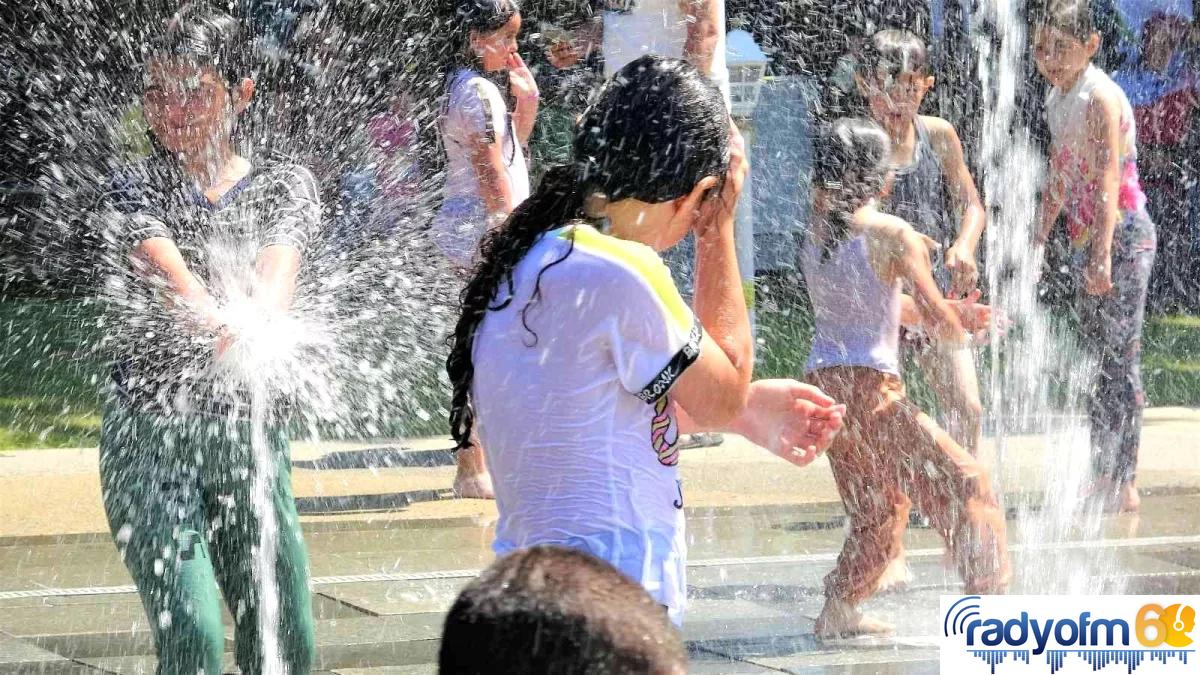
[100,404,315,674]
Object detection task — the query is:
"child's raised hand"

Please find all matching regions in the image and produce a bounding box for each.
[506,52,539,103]
[947,289,989,332]
[733,379,845,467]
[692,123,748,238]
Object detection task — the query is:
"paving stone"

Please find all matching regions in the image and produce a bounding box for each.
[318,580,465,617]
[311,614,444,671]
[0,633,75,673]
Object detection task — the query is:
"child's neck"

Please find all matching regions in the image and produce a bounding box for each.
[1057,64,1090,92]
[883,117,918,167]
[179,145,249,204]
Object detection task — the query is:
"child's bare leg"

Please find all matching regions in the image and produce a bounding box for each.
[816,597,896,638]
[901,407,1010,593]
[1082,211,1153,514]
[453,440,494,500]
[914,342,983,455]
[807,368,904,638]
[875,495,912,593]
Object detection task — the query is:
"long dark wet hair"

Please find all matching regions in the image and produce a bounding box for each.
[446,55,731,450]
[812,117,891,261]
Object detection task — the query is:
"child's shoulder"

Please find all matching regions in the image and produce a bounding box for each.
[567,224,664,277]
[254,156,319,196]
[918,115,963,146]
[450,69,501,102]
[861,210,930,255]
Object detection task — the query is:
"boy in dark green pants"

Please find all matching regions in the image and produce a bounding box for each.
[99,4,319,672]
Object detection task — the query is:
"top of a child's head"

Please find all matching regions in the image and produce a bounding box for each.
[572,54,729,205]
[813,117,891,196]
[1031,0,1098,43]
[857,29,930,80]
[438,545,687,675]
[456,0,520,34]
[149,3,245,84]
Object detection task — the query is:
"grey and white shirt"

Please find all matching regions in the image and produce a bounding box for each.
[100,156,322,416]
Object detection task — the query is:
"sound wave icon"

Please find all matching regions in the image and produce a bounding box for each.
[945,595,982,638]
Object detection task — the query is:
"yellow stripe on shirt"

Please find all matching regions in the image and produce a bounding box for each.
[561,225,693,335]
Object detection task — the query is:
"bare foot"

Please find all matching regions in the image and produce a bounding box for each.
[1085,477,1140,514]
[453,472,495,500]
[1118,481,1140,513]
[874,554,911,593]
[815,599,895,639]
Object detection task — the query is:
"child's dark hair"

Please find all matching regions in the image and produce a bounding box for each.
[439,545,687,674]
[857,29,929,79]
[1030,0,1096,42]
[812,117,891,261]
[446,0,520,73]
[147,3,247,87]
[446,55,729,450]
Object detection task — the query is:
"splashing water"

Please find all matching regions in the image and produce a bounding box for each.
[976,0,1118,594]
[215,294,314,675]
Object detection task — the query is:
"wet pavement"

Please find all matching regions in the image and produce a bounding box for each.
[1,409,1199,673]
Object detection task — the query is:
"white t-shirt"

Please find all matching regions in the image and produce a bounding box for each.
[472,223,703,624]
[601,0,730,105]
[433,68,531,267]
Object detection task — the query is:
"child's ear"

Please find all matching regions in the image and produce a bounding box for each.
[1086,32,1101,58]
[924,75,936,90]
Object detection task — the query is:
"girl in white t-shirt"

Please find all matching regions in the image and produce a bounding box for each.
[446,56,846,624]
[434,0,537,270]
[436,0,539,499]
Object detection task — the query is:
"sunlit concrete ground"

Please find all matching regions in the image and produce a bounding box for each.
[1,407,1198,673]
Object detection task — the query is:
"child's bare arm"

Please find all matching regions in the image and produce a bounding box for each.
[680,0,721,75]
[1083,87,1123,295]
[254,245,301,313]
[927,117,986,296]
[1037,155,1066,246]
[468,133,517,222]
[892,227,967,344]
[133,238,221,328]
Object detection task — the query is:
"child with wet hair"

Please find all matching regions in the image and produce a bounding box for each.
[434,0,540,499]
[1032,0,1158,513]
[447,55,845,624]
[439,545,688,674]
[802,118,1010,638]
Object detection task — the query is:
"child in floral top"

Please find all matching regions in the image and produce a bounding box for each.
[1033,0,1158,512]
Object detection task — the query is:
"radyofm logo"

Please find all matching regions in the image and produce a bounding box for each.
[940,595,1198,674]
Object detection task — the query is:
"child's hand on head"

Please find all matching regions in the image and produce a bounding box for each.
[693,124,748,238]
